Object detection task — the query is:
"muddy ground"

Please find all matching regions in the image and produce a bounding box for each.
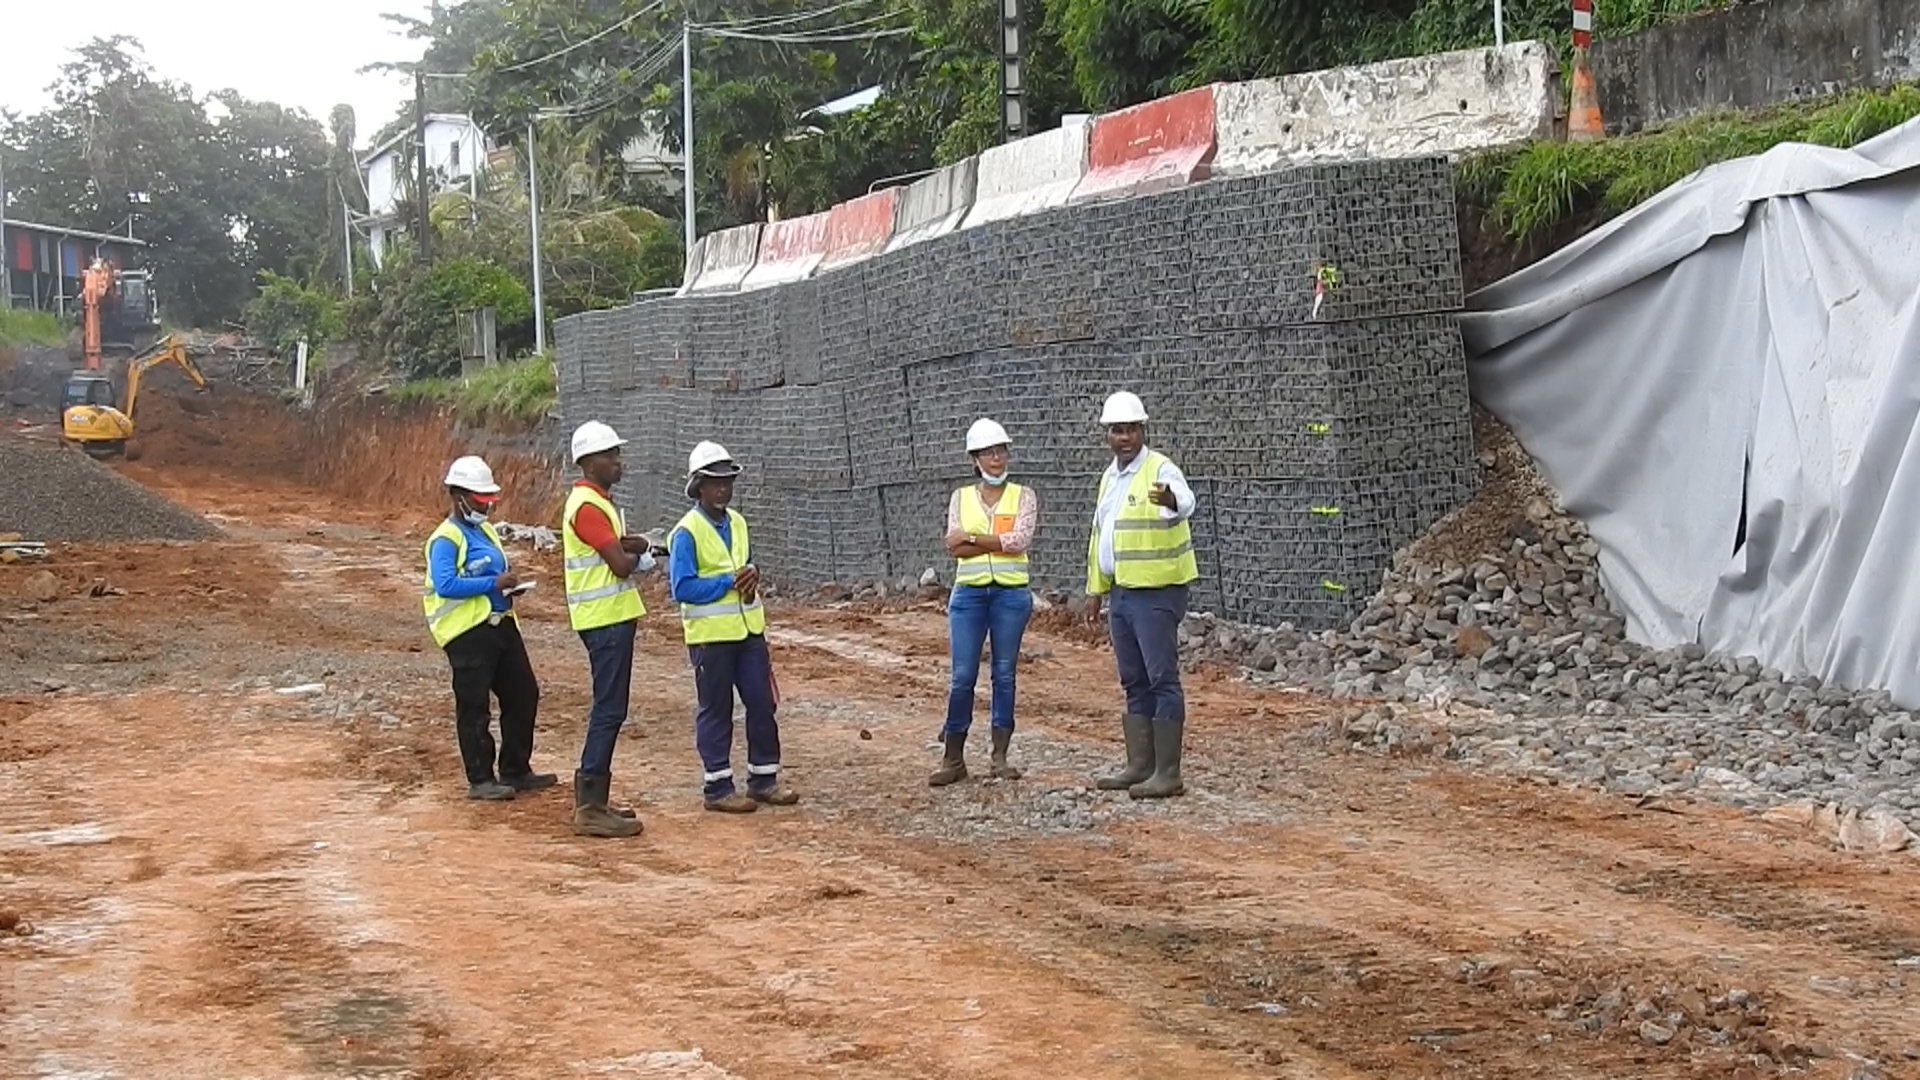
[4,408,1920,1080]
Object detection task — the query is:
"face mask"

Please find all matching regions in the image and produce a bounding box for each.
[460,498,490,525]
[980,470,1009,487]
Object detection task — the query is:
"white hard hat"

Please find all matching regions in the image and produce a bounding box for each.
[571,420,626,463]
[1099,391,1149,425]
[685,440,743,498]
[965,418,1012,454]
[443,454,500,494]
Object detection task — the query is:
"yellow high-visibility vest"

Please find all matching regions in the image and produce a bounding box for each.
[954,483,1030,587]
[562,485,645,631]
[675,507,766,644]
[421,518,513,648]
[1086,450,1199,594]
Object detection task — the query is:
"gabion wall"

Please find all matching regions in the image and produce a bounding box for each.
[554,155,1477,630]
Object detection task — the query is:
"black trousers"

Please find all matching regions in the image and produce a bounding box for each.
[442,619,541,785]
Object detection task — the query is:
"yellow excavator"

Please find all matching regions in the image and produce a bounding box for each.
[61,334,210,458]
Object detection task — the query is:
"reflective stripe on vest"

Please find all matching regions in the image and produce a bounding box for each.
[1094,451,1200,589]
[954,483,1029,587]
[562,485,645,631]
[421,518,509,648]
[675,507,766,644]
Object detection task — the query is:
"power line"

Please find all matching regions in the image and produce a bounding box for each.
[697,23,912,43]
[496,0,671,73]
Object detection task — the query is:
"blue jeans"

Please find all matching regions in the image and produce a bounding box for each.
[1108,584,1188,724]
[944,584,1034,736]
[577,620,636,776]
[689,634,780,800]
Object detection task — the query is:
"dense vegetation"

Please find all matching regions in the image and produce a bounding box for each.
[0,0,1796,390]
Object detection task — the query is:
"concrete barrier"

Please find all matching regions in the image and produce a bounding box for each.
[679,223,762,294]
[960,117,1092,230]
[1212,42,1557,175]
[884,158,978,252]
[817,188,901,274]
[1070,85,1219,204]
[738,210,831,291]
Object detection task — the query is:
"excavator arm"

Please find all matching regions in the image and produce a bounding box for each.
[122,337,209,417]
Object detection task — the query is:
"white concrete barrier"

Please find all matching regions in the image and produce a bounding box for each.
[1212,41,1558,175]
[738,210,830,291]
[960,116,1092,230]
[884,158,978,252]
[679,223,762,294]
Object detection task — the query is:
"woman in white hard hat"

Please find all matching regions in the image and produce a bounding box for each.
[421,455,555,803]
[929,418,1039,787]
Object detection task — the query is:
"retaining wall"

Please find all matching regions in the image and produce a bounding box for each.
[556,155,1476,630]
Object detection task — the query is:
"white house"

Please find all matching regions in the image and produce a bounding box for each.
[358,113,491,267]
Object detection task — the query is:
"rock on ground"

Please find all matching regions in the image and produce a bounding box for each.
[1176,408,1920,838]
[0,434,221,543]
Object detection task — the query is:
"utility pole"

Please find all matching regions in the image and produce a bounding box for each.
[342,199,355,297]
[0,148,10,309]
[527,121,546,356]
[1495,0,1506,46]
[998,0,1026,142]
[681,20,696,265]
[414,68,433,264]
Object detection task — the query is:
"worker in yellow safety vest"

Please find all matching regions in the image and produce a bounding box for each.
[562,420,663,839]
[929,418,1040,787]
[421,455,554,802]
[667,440,799,813]
[1084,391,1200,799]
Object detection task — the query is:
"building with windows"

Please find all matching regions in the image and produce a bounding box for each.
[2,217,148,317]
[358,114,491,267]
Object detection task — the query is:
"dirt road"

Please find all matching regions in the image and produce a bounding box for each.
[5,460,1920,1079]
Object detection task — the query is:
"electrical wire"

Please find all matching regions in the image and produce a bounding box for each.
[496,0,671,72]
[701,8,911,36]
[539,37,681,120]
[697,23,912,42]
[701,0,895,32]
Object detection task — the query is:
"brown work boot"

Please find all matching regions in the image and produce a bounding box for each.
[989,727,1022,780]
[749,784,800,806]
[1095,714,1155,790]
[704,792,759,814]
[572,771,643,838]
[928,729,968,787]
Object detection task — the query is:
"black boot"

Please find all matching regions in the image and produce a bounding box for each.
[989,727,1021,780]
[1095,714,1154,790]
[503,770,558,792]
[572,770,643,837]
[1128,719,1186,799]
[468,780,515,801]
[929,730,969,787]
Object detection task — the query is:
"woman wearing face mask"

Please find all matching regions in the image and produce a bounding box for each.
[421,455,555,802]
[930,419,1040,787]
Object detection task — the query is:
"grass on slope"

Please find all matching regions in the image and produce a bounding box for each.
[390,356,558,427]
[1460,84,1920,243]
[0,309,66,349]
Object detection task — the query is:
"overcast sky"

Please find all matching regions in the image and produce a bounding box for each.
[1,0,434,145]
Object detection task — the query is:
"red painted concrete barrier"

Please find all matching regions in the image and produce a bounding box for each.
[1070,85,1219,204]
[739,210,831,290]
[817,188,901,274]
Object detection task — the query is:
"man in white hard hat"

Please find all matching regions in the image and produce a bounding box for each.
[929,417,1039,786]
[1085,391,1199,799]
[667,440,798,813]
[422,455,554,802]
[561,420,660,838]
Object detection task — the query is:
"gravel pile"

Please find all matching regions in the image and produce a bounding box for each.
[1179,408,1920,833]
[0,434,221,542]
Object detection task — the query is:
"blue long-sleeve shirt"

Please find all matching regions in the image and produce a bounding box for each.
[669,509,744,606]
[429,518,512,613]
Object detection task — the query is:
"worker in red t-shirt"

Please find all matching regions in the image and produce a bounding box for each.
[561,421,662,837]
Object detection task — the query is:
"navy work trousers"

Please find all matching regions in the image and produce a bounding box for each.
[689,633,781,800]
[577,620,636,777]
[1107,584,1189,724]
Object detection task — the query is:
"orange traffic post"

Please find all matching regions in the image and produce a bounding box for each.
[1568,0,1604,142]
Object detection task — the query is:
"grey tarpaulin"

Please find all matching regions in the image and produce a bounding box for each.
[1461,115,1920,706]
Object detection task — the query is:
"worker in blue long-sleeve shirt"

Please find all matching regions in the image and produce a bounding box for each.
[420,455,554,802]
[668,440,798,814]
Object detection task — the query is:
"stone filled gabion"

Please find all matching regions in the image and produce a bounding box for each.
[1178,413,1920,833]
